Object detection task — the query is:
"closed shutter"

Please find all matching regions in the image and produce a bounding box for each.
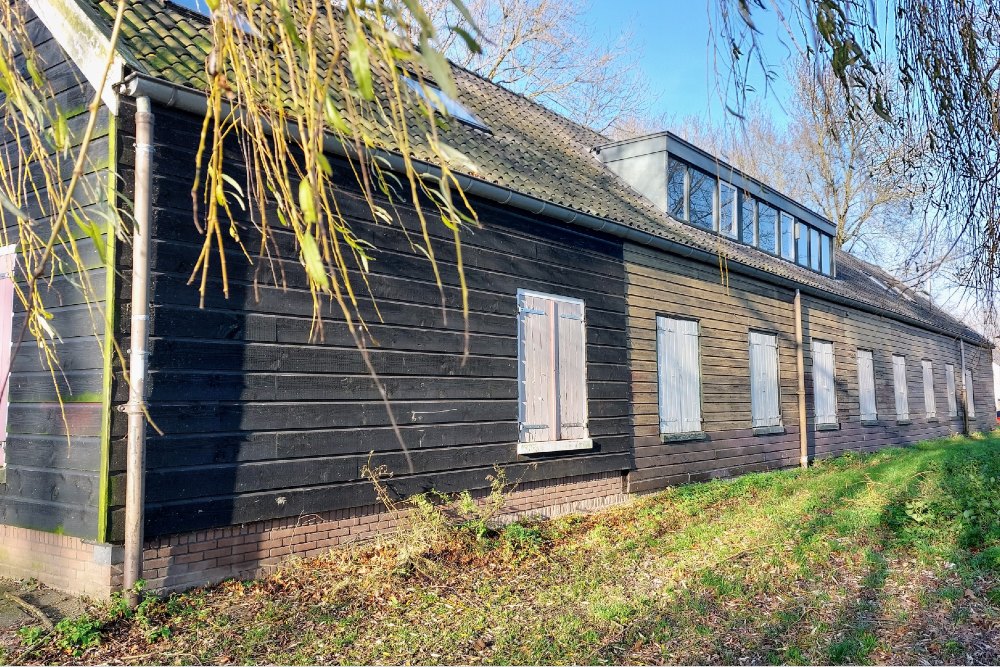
[812,341,836,424]
[857,349,877,421]
[749,332,781,428]
[892,355,909,420]
[517,290,588,444]
[946,364,957,417]
[657,317,702,434]
[518,292,555,443]
[964,369,975,418]
[0,249,12,471]
[556,299,587,440]
[922,360,936,418]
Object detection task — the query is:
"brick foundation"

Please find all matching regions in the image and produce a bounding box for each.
[0,525,122,598]
[142,471,629,593]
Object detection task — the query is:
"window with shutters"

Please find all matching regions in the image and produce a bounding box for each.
[812,340,837,426]
[749,331,782,430]
[892,355,909,421]
[922,360,936,418]
[656,316,703,437]
[0,246,14,482]
[964,369,976,418]
[857,349,877,422]
[516,290,591,455]
[945,363,957,417]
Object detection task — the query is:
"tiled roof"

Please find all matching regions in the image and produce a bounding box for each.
[80,0,987,344]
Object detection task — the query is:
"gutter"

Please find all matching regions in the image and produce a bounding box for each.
[118,73,989,349]
[122,96,154,602]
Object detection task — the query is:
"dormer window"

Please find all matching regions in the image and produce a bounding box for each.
[599,132,837,277]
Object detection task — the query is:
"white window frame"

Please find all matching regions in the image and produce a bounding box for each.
[922,360,937,418]
[749,331,782,429]
[946,363,958,417]
[857,349,877,422]
[656,316,703,436]
[964,369,976,418]
[516,289,592,455]
[812,340,837,426]
[892,355,909,421]
[718,181,739,239]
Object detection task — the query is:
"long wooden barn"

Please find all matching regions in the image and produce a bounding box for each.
[0,0,994,596]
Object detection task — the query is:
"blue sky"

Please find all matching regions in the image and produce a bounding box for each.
[583,0,796,128]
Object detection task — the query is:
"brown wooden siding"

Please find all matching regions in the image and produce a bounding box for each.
[107,103,632,541]
[625,242,995,493]
[0,11,111,540]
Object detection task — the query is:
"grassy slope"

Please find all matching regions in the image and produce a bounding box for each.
[5,434,1000,665]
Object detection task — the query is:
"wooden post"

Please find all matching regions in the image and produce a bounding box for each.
[794,290,808,468]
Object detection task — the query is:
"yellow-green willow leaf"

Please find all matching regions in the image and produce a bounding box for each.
[347,23,374,101]
[419,37,456,98]
[324,96,350,134]
[299,232,329,290]
[298,178,317,224]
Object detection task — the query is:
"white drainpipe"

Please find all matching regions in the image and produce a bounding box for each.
[123,95,153,602]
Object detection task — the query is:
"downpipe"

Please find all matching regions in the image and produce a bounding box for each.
[123,96,154,603]
[793,289,808,468]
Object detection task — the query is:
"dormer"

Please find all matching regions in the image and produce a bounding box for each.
[596,132,837,278]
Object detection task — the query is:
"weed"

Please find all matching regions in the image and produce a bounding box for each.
[53,615,102,655]
[17,625,46,645]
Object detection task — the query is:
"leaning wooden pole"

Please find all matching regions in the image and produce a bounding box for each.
[794,289,808,468]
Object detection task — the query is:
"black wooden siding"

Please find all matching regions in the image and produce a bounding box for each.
[625,242,995,492]
[107,104,632,540]
[0,12,111,540]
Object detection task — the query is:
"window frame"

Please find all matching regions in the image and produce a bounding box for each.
[945,363,958,417]
[655,315,704,439]
[892,354,910,422]
[718,180,739,239]
[516,289,592,455]
[811,339,838,427]
[921,359,937,418]
[779,212,795,261]
[749,330,783,431]
[856,348,878,423]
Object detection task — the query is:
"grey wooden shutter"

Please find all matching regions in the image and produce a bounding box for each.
[657,317,702,434]
[964,369,976,418]
[857,349,877,421]
[922,360,936,418]
[892,355,909,420]
[749,332,781,427]
[946,364,957,417]
[518,291,555,443]
[556,299,588,440]
[812,341,836,424]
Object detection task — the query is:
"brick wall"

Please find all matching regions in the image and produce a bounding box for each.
[0,525,122,598]
[142,471,629,593]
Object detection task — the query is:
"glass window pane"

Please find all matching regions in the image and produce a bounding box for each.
[821,234,833,275]
[719,182,737,238]
[810,228,821,271]
[796,222,809,267]
[741,195,756,245]
[780,213,795,260]
[689,169,715,231]
[667,159,687,220]
[758,203,777,253]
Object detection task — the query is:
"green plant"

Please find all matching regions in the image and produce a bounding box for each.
[17,625,46,645]
[53,615,102,655]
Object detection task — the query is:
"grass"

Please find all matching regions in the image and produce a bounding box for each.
[5,433,1000,665]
